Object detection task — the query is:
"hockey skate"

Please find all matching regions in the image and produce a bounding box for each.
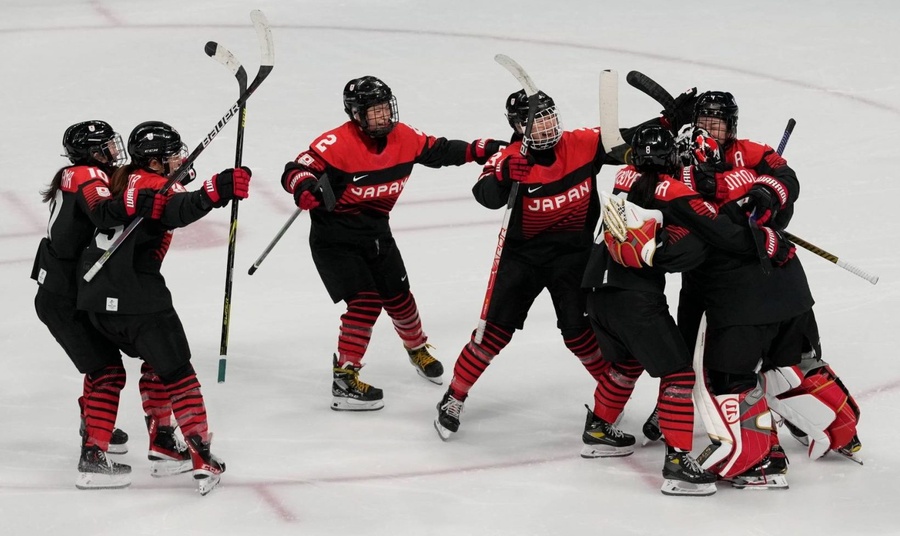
[406,344,444,385]
[660,448,717,496]
[782,419,809,446]
[80,418,128,454]
[185,435,225,496]
[836,435,864,465]
[580,405,635,458]
[730,445,789,490]
[642,406,663,445]
[146,416,192,477]
[434,389,465,441]
[75,445,132,490]
[332,355,384,411]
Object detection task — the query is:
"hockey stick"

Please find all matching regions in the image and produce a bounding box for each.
[598,70,629,162]
[247,174,335,276]
[83,11,275,283]
[473,54,540,344]
[211,10,274,381]
[767,119,878,284]
[626,71,676,113]
[782,233,879,284]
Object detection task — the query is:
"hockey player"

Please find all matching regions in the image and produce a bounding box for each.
[670,116,812,488]
[78,121,246,495]
[280,75,506,411]
[433,90,672,446]
[33,120,136,489]
[583,125,795,495]
[684,94,862,462]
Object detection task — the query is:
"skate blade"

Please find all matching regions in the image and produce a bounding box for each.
[415,369,443,385]
[106,443,128,455]
[434,419,454,441]
[660,479,717,496]
[580,444,634,458]
[730,474,788,490]
[835,449,864,466]
[330,397,385,411]
[150,458,194,477]
[195,473,221,496]
[75,472,131,490]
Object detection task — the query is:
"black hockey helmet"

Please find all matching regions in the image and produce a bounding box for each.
[504,89,555,130]
[693,91,739,140]
[630,124,678,173]
[505,89,561,150]
[342,76,398,138]
[127,121,187,175]
[62,120,126,167]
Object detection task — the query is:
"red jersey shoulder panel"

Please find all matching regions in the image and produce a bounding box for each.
[61,165,109,193]
[310,122,427,174]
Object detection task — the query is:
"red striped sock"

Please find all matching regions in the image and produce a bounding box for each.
[337,292,382,366]
[82,365,126,451]
[449,322,513,398]
[592,359,643,423]
[658,370,696,451]
[382,291,427,350]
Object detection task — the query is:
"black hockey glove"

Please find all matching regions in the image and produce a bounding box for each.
[663,87,698,131]
[743,183,781,226]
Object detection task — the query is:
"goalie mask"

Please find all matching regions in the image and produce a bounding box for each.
[693,91,739,143]
[343,76,399,138]
[505,89,561,150]
[127,121,188,177]
[62,120,126,168]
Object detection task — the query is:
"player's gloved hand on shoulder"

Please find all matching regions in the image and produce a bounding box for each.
[758,226,796,267]
[744,180,786,226]
[496,153,534,183]
[469,138,509,165]
[202,166,252,207]
[693,165,729,200]
[124,188,168,219]
[662,87,698,131]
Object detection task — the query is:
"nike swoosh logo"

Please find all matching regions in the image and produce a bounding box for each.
[401,274,408,281]
[353,174,368,182]
[528,185,542,193]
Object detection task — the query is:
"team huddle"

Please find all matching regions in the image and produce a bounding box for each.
[33,72,861,497]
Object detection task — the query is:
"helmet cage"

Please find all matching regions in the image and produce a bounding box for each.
[343,76,398,138]
[693,91,739,140]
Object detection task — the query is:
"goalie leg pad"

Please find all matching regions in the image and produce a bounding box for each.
[706,384,773,478]
[779,365,860,453]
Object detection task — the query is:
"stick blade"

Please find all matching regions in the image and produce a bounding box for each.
[250,10,275,68]
[494,54,539,96]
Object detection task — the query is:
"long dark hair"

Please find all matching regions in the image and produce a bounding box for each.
[109,163,145,196]
[627,170,660,207]
[40,167,68,203]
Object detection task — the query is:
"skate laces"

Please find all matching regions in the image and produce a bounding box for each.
[681,453,704,473]
[408,344,437,367]
[441,394,464,419]
[334,364,373,394]
[603,421,627,438]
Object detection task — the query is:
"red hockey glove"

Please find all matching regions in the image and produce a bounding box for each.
[291,177,322,211]
[759,226,796,267]
[124,188,168,219]
[202,167,252,207]
[497,153,534,183]
[469,138,509,165]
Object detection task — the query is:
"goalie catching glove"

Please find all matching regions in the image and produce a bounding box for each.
[600,191,663,268]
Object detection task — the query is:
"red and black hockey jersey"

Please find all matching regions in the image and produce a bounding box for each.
[31,165,134,298]
[77,171,213,315]
[281,121,473,243]
[473,128,621,266]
